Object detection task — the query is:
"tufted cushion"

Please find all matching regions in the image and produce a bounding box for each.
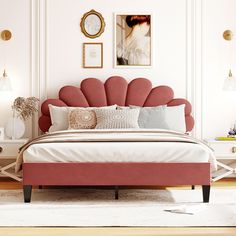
[38,77,194,132]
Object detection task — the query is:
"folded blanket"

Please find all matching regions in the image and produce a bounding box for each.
[15,129,216,172]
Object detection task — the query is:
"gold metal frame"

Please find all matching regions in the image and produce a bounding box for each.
[80,9,105,38]
[114,14,152,68]
[83,42,103,68]
[1,30,12,41]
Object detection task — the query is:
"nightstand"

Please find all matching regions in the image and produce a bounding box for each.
[207,139,236,182]
[0,139,28,181]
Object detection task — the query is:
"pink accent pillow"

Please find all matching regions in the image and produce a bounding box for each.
[68,109,96,129]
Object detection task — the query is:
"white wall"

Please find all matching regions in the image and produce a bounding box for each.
[202,0,236,138]
[46,0,187,99]
[0,0,31,137]
[0,0,236,139]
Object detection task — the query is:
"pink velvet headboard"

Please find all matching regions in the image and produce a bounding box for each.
[38,76,194,132]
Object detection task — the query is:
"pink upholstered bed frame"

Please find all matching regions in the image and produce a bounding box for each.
[22,76,211,203]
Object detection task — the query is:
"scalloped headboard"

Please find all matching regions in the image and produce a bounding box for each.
[38,76,194,132]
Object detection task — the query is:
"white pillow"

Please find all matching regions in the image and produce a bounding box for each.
[95,109,140,129]
[130,105,169,129]
[165,104,186,132]
[129,104,186,133]
[48,104,117,132]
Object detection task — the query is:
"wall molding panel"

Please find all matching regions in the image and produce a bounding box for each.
[30,0,39,138]
[2,0,236,139]
[186,0,203,139]
[30,0,48,137]
[32,0,203,138]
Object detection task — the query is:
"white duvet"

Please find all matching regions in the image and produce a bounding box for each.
[20,129,217,171]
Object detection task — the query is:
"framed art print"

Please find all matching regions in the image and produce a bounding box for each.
[114,13,153,68]
[83,43,103,68]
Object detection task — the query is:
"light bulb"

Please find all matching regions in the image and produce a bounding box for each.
[0,69,12,91]
[223,69,236,91]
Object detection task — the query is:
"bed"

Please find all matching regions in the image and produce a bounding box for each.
[17,76,215,203]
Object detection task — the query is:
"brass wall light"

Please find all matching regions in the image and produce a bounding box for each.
[1,30,12,41]
[0,29,12,91]
[222,30,236,91]
[223,30,233,41]
[0,69,12,91]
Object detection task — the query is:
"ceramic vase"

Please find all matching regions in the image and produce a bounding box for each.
[5,111,25,139]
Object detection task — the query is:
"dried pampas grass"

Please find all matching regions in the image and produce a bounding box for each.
[12,97,39,121]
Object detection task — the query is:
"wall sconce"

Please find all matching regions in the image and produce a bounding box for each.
[1,30,12,41]
[0,29,12,91]
[222,30,236,91]
[0,70,12,91]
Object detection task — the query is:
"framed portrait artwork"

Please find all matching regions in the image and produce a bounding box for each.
[83,43,103,68]
[114,13,153,68]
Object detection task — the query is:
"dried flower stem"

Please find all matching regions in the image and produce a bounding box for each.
[12,97,39,121]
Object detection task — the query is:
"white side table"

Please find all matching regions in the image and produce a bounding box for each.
[0,139,28,181]
[207,139,236,182]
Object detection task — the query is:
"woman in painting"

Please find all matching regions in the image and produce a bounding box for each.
[117,15,151,66]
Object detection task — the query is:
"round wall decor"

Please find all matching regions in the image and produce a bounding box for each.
[80,9,105,38]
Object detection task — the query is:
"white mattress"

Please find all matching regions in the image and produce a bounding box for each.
[23,141,216,170]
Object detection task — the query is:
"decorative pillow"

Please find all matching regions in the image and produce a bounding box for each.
[95,109,140,129]
[130,104,186,133]
[129,105,169,129]
[48,104,117,132]
[68,109,96,129]
[165,104,186,133]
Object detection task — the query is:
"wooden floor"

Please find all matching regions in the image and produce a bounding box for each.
[1,227,236,236]
[1,178,236,236]
[1,177,236,189]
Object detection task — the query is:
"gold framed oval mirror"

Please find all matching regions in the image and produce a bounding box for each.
[80,9,105,38]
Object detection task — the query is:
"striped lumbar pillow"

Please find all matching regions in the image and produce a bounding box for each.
[95,109,140,129]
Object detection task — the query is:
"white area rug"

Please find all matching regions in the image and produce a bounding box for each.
[0,188,235,226]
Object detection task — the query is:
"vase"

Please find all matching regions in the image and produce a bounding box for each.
[5,113,25,139]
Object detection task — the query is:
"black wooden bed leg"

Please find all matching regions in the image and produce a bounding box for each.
[191,185,195,190]
[23,185,32,203]
[202,185,210,203]
[115,186,119,200]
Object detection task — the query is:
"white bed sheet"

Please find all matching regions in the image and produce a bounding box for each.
[23,141,216,170]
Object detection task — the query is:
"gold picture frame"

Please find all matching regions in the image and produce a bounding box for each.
[80,9,105,39]
[114,13,153,68]
[83,43,103,68]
